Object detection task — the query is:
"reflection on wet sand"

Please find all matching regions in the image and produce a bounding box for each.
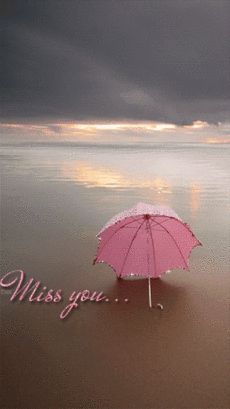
[1,144,229,409]
[62,161,126,188]
[62,160,203,213]
[190,183,201,215]
[62,160,172,193]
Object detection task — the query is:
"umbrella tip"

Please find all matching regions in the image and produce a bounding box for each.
[156,303,164,310]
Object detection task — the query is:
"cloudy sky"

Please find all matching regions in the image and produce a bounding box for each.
[1,0,230,142]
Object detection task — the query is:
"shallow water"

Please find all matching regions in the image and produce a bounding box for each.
[0,143,230,408]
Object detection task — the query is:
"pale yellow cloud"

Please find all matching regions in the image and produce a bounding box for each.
[183,120,209,129]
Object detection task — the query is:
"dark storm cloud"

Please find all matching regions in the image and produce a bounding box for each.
[1,0,230,124]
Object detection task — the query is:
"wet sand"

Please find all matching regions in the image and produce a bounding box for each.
[0,143,229,408]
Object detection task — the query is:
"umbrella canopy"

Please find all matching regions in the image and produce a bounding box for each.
[93,202,202,307]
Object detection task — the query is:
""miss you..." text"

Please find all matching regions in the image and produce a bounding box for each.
[0,270,107,319]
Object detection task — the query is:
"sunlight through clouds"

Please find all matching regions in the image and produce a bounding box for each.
[1,121,229,145]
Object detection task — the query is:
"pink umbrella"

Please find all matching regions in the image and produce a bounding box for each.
[93,202,202,308]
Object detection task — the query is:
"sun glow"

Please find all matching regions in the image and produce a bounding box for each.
[1,121,178,135]
[59,122,177,133]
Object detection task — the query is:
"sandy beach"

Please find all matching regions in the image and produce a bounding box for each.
[0,142,229,408]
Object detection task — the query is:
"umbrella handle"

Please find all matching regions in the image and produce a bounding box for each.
[148,277,152,308]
